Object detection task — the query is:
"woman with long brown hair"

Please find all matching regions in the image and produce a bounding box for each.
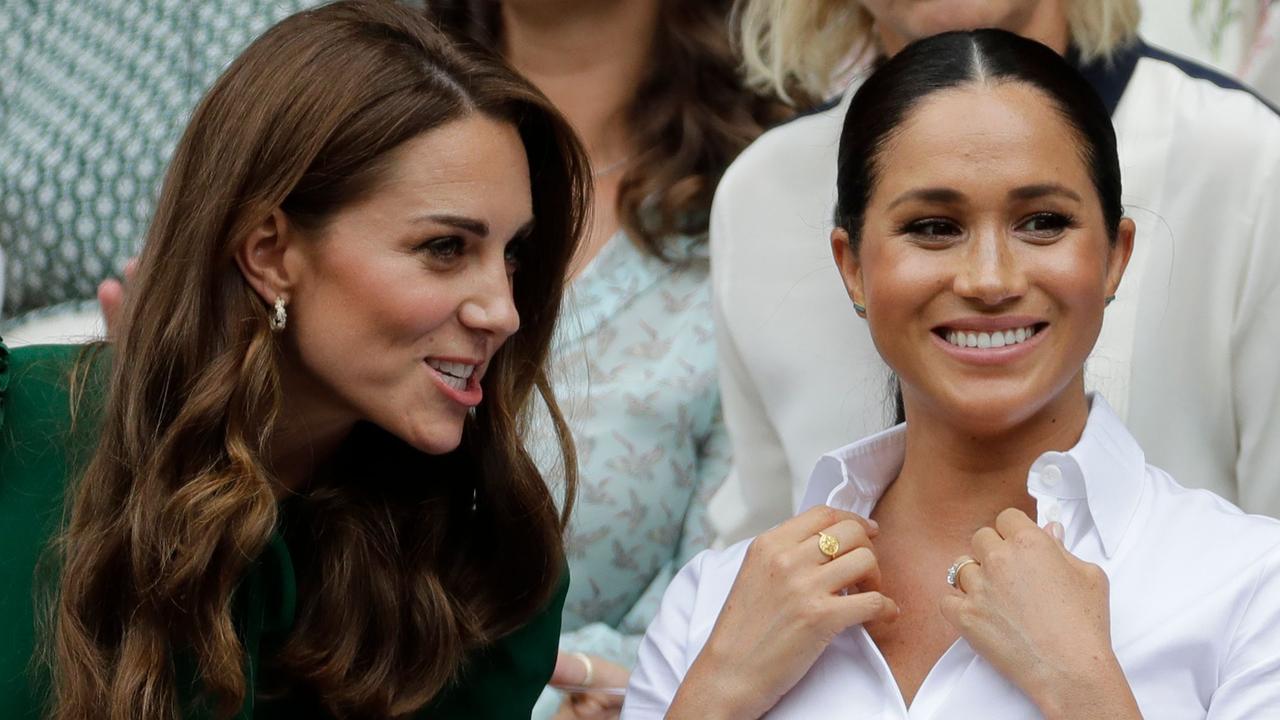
[0,2,588,718]
[428,2,789,718]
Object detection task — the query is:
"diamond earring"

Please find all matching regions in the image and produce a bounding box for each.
[270,296,288,332]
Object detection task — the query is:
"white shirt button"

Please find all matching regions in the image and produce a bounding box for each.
[1042,464,1063,488]
[1044,500,1062,523]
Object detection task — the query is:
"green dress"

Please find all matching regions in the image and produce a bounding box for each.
[0,341,565,719]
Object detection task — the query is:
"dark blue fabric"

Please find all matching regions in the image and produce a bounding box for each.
[1073,38,1280,117]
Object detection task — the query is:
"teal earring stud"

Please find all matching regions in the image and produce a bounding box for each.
[1105,295,1116,306]
[853,301,867,317]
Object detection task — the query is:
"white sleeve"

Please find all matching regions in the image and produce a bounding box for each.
[1205,549,1280,718]
[1230,122,1280,517]
[620,550,708,719]
[706,173,797,545]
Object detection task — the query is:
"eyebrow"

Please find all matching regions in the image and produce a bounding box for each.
[886,183,1084,210]
[413,214,536,239]
[1007,183,1083,203]
[413,213,490,236]
[887,187,966,210]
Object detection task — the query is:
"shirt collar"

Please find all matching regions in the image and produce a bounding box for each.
[798,394,1146,558]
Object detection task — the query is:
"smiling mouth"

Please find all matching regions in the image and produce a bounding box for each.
[937,323,1049,350]
[425,358,477,391]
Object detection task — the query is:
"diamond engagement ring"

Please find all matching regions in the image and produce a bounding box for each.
[946,556,979,591]
[817,531,840,560]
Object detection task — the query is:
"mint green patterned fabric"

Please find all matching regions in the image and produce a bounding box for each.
[0,1,326,317]
[528,231,732,718]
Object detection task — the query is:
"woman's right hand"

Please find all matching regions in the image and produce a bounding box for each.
[666,505,898,720]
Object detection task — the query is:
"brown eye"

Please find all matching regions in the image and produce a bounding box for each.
[904,218,962,239]
[1017,213,1072,238]
[420,236,464,259]
[504,239,526,272]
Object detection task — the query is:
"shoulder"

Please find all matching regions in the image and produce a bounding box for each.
[1,341,106,446]
[1128,464,1280,585]
[0,341,106,716]
[1142,465,1280,543]
[1119,42,1280,160]
[0,341,108,521]
[1131,42,1279,117]
[713,92,850,216]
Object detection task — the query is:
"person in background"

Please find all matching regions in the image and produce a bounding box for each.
[708,0,1280,544]
[626,30,1280,718]
[429,2,789,717]
[0,3,589,717]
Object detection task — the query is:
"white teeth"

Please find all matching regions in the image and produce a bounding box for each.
[427,359,476,381]
[942,325,1040,350]
[439,373,467,391]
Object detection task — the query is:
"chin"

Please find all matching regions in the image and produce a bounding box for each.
[919,381,1053,435]
[905,3,1015,37]
[400,417,467,456]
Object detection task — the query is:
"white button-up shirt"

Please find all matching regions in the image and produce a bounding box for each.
[623,397,1280,719]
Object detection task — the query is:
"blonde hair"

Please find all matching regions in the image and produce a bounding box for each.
[736,0,1142,102]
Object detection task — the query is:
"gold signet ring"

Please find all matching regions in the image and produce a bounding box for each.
[946,556,979,591]
[817,531,840,560]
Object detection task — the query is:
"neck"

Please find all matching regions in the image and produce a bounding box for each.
[501,0,660,278]
[877,2,1071,58]
[876,379,1090,542]
[502,0,656,163]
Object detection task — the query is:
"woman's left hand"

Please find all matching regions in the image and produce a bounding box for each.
[939,508,1142,720]
[549,652,629,720]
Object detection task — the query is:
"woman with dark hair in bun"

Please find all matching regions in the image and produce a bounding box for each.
[624,30,1280,719]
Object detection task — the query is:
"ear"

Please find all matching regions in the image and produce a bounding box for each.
[1105,217,1136,300]
[830,227,866,310]
[235,208,298,306]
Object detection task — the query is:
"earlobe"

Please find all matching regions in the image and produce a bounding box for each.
[830,227,867,315]
[235,208,296,306]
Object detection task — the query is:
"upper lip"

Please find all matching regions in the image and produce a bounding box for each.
[933,315,1046,333]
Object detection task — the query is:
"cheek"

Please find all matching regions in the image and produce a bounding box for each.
[306,255,459,344]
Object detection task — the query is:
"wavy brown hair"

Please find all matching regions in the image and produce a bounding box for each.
[48,2,589,718]
[430,0,791,260]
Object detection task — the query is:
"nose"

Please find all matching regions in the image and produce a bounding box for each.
[952,225,1027,306]
[458,263,521,339]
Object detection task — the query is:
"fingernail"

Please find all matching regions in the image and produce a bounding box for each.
[1047,521,1064,541]
[867,518,880,531]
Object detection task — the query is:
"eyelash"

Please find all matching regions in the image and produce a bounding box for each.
[504,239,526,271]
[897,212,1078,242]
[1017,212,1077,238]
[419,236,464,259]
[415,236,526,273]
